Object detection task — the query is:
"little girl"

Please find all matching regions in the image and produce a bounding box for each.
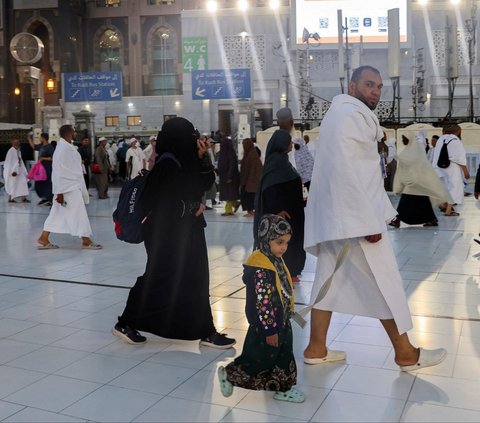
[218,214,305,403]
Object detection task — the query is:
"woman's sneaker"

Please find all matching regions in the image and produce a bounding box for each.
[112,322,147,345]
[200,332,236,349]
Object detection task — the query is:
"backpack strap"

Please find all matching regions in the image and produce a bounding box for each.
[157,152,181,168]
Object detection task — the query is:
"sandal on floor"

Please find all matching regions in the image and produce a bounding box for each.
[304,348,347,365]
[217,366,233,397]
[444,211,460,216]
[273,387,305,403]
[423,220,438,227]
[37,242,59,250]
[399,347,447,372]
[82,243,103,250]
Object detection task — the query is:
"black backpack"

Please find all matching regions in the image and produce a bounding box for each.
[437,139,453,169]
[112,152,180,243]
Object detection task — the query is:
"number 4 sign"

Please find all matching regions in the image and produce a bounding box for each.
[182,37,208,74]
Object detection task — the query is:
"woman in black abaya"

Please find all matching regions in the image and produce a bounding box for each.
[114,117,235,349]
[253,129,306,282]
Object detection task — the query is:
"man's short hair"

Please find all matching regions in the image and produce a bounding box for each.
[59,124,74,139]
[41,133,49,141]
[442,124,461,135]
[351,65,381,83]
[276,107,293,124]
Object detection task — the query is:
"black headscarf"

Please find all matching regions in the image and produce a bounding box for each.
[155,117,198,168]
[253,129,299,244]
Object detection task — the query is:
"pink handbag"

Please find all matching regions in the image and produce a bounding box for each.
[27,162,47,181]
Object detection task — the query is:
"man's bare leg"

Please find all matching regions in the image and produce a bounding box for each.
[38,231,50,245]
[381,319,419,365]
[304,309,332,358]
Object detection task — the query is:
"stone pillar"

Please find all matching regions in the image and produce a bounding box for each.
[127,2,142,96]
[41,105,63,139]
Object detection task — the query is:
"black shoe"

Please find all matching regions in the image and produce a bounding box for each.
[38,199,47,205]
[112,322,147,345]
[200,332,236,349]
[205,206,213,210]
[388,217,400,228]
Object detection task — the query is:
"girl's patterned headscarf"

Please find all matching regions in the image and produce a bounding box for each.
[257,214,293,303]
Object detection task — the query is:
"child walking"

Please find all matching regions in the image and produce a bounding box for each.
[218,214,305,403]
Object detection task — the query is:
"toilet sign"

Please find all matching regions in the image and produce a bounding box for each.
[182,37,208,73]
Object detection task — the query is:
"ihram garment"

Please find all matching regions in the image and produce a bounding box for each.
[393,137,452,224]
[432,134,467,205]
[304,94,412,334]
[42,138,92,238]
[3,146,29,199]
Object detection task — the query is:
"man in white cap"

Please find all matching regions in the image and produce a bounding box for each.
[94,136,111,199]
[3,138,30,203]
[125,137,146,180]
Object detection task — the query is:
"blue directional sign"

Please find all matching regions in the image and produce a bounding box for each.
[63,72,122,102]
[191,68,251,100]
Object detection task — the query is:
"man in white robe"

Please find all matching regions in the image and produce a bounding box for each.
[432,124,469,212]
[125,138,146,180]
[303,66,446,371]
[37,124,102,250]
[3,139,30,203]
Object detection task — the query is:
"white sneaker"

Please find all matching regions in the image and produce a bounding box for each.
[304,349,347,365]
[399,348,447,372]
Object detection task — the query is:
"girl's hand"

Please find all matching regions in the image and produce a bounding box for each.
[266,334,278,347]
[277,210,291,220]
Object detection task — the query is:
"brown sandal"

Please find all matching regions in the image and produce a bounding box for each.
[444,211,460,216]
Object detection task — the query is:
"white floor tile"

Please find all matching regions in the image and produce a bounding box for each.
[401,402,480,422]
[408,374,480,411]
[220,408,306,422]
[50,328,118,352]
[0,318,38,338]
[8,324,79,346]
[4,375,100,413]
[0,339,42,365]
[62,385,161,422]
[333,325,392,347]
[311,390,405,422]
[3,407,86,422]
[6,346,89,373]
[109,361,197,395]
[452,354,480,381]
[333,365,415,400]
[0,365,47,398]
[169,368,249,407]
[234,385,328,421]
[133,396,230,422]
[55,353,141,383]
[0,401,25,421]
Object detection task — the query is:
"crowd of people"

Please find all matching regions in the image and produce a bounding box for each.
[3,64,478,405]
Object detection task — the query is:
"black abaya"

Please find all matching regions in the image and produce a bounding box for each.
[119,155,217,340]
[397,193,437,225]
[262,177,306,277]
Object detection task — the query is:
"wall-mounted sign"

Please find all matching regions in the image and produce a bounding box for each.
[191,68,251,100]
[182,37,208,74]
[63,72,122,102]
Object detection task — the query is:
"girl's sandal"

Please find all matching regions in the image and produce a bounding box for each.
[217,366,233,397]
[273,387,306,403]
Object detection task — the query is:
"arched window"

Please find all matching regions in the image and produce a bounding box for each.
[151,27,177,95]
[99,29,121,72]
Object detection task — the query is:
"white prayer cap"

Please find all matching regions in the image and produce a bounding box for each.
[98,136,108,143]
[127,137,137,145]
[149,135,157,141]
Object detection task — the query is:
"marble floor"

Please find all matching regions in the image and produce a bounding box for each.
[0,186,479,422]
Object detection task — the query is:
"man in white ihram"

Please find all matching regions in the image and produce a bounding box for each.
[303,66,446,371]
[37,124,102,250]
[3,139,30,203]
